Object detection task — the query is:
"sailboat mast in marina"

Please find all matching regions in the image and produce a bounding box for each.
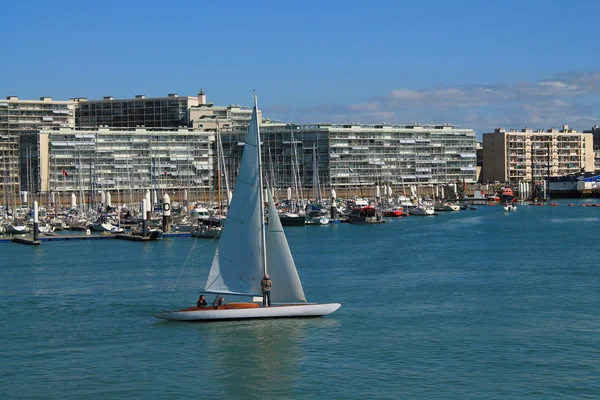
[155,96,341,321]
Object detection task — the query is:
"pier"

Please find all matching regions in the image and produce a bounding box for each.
[13,237,41,245]
[6,232,185,244]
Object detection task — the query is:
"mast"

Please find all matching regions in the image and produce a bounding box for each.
[547,141,551,200]
[254,95,268,277]
[312,143,317,202]
[216,120,231,207]
[216,125,222,219]
[530,139,535,200]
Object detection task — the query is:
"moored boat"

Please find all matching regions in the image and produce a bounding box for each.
[409,206,437,216]
[305,210,329,225]
[7,224,30,234]
[500,187,515,203]
[434,202,460,212]
[278,213,306,226]
[382,206,404,217]
[191,218,222,238]
[347,206,385,224]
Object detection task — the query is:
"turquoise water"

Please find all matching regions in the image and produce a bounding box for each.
[1,201,600,399]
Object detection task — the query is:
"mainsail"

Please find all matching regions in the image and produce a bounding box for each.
[266,191,307,303]
[204,104,264,296]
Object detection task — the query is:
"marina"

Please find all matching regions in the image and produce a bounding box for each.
[2,199,600,245]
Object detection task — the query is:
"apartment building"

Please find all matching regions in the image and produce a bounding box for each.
[582,125,600,170]
[0,96,76,136]
[220,122,477,192]
[190,103,258,131]
[481,125,594,183]
[35,127,215,201]
[0,134,20,199]
[0,96,76,197]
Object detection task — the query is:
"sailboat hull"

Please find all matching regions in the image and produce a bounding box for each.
[154,303,341,321]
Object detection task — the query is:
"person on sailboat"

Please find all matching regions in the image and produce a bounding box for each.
[197,295,207,307]
[261,274,272,307]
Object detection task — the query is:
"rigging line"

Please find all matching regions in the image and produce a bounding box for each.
[204,272,222,292]
[171,234,218,291]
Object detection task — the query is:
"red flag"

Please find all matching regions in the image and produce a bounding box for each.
[62,169,69,177]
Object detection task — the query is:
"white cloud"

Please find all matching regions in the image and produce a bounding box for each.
[265,71,600,137]
[538,81,579,90]
[565,116,599,123]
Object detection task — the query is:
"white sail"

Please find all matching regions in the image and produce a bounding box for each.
[204,104,264,296]
[266,190,307,304]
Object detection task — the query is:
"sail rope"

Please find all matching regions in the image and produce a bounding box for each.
[171,233,218,291]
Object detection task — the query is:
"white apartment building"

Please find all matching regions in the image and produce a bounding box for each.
[190,103,259,131]
[34,127,215,202]
[0,96,76,196]
[481,125,595,183]
[0,134,20,199]
[220,122,477,193]
[0,96,76,136]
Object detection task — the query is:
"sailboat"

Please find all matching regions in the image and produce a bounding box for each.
[154,97,341,321]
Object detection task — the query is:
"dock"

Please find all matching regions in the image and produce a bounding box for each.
[115,234,152,242]
[13,237,41,245]
[40,235,116,241]
[6,232,174,244]
[163,232,191,238]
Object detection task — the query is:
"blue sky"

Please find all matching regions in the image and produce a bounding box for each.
[1,0,599,137]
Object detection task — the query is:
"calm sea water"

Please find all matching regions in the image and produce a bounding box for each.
[1,200,600,399]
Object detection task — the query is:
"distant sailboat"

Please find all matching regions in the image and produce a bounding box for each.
[154,96,341,321]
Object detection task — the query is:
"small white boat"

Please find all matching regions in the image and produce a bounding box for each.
[38,224,55,234]
[91,221,112,232]
[7,224,30,234]
[503,204,517,212]
[305,211,329,225]
[434,202,460,212]
[155,97,341,322]
[92,220,123,233]
[110,226,124,233]
[306,216,329,225]
[409,206,436,216]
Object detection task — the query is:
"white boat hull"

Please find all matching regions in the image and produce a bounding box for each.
[306,217,329,225]
[410,207,435,216]
[7,225,30,234]
[154,303,341,321]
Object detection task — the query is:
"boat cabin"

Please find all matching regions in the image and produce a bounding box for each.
[347,206,384,224]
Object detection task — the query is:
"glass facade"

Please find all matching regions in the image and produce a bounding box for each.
[75,96,198,128]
